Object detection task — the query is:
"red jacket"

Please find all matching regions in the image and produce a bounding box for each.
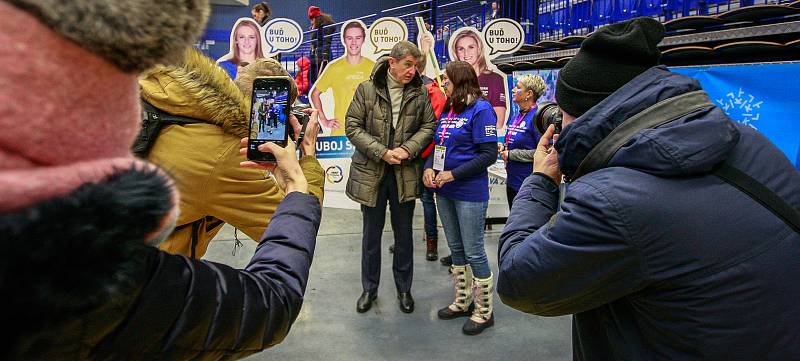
[294,57,310,96]
[421,80,446,158]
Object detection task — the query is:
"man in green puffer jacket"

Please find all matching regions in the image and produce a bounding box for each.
[345,41,436,314]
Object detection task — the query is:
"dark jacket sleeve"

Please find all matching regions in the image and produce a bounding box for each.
[451,141,496,180]
[101,192,321,360]
[497,175,646,317]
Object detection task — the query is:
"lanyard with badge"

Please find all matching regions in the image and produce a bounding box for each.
[504,109,529,145]
[433,110,455,171]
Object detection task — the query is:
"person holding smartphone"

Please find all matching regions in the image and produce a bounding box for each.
[140,49,325,259]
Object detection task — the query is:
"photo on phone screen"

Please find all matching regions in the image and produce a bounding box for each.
[248,78,289,161]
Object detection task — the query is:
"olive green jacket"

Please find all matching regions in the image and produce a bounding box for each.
[345,58,436,207]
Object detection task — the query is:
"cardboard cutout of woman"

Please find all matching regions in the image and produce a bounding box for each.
[449,28,509,129]
[217,18,266,80]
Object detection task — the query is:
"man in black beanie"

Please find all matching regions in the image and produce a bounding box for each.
[497,17,800,360]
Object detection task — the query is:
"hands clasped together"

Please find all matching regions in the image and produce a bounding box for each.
[423,168,454,189]
[382,147,410,165]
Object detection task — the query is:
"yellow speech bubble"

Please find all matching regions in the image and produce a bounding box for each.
[369,17,408,55]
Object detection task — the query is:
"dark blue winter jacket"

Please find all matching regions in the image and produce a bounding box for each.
[498,66,800,361]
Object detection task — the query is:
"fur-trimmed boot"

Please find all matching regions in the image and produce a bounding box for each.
[425,235,438,261]
[437,264,474,319]
[463,274,495,335]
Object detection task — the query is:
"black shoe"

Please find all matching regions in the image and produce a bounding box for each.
[440,254,452,266]
[356,291,377,313]
[437,302,475,320]
[389,244,394,253]
[463,313,495,335]
[398,292,414,313]
[426,249,438,261]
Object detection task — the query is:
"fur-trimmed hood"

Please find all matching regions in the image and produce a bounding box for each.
[0,166,174,358]
[6,0,209,73]
[140,48,251,138]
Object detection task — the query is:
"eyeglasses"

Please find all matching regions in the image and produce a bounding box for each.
[442,79,451,87]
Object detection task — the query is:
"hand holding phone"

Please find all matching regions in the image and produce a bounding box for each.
[248,76,291,162]
[240,138,308,194]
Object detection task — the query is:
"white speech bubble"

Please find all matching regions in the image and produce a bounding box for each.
[263,18,303,55]
[482,19,524,58]
[369,17,408,55]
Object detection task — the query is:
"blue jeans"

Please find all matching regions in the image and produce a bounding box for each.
[436,195,491,278]
[421,186,438,238]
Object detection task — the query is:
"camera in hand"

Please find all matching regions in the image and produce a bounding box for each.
[533,102,563,135]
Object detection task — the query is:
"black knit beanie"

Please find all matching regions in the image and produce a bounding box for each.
[556,17,665,117]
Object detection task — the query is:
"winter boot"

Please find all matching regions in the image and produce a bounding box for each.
[440,254,452,267]
[425,235,438,261]
[437,264,474,319]
[463,273,495,335]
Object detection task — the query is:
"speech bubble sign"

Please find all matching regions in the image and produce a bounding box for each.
[482,19,524,58]
[368,17,408,55]
[263,18,303,55]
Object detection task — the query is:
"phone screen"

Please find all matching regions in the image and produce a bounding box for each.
[248,77,290,161]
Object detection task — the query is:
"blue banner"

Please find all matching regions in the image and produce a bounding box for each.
[672,63,800,170]
[315,136,355,159]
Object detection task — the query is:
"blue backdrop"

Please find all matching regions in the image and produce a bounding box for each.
[672,62,800,170]
[513,63,800,169]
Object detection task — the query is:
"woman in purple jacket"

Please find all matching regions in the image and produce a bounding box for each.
[499,74,546,208]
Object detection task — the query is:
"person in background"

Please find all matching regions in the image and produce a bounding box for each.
[346,41,436,315]
[390,44,447,261]
[0,0,323,359]
[308,6,334,86]
[452,29,507,129]
[424,61,498,335]
[310,21,374,136]
[499,74,545,208]
[295,56,310,96]
[488,2,500,20]
[251,2,271,26]
[142,51,324,258]
[417,45,447,262]
[498,17,800,359]
[218,19,265,79]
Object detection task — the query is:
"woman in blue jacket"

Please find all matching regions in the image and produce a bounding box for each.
[424,61,498,335]
[499,74,545,208]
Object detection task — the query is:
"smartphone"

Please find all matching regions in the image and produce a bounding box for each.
[248,76,291,162]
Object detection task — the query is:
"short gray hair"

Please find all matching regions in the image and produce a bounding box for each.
[518,74,546,99]
[390,41,422,62]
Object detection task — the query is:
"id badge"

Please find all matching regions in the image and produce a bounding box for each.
[433,145,446,171]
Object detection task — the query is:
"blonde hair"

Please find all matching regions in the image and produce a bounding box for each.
[518,74,546,100]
